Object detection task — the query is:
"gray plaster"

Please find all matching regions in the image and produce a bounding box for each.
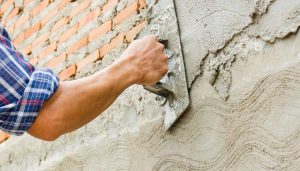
[2,0,300,170]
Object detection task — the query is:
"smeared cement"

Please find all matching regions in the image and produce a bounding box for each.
[174,0,275,99]
[142,0,190,130]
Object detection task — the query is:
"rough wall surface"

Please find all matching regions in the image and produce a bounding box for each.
[1,0,300,170]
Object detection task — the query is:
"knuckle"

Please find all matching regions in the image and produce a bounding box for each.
[162,66,168,74]
[159,43,165,49]
[163,70,168,76]
[162,54,168,61]
[151,35,158,39]
[147,35,157,41]
[143,36,151,41]
[164,54,168,60]
[165,66,169,72]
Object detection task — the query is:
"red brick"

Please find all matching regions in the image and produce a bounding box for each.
[102,0,118,13]
[24,22,41,39]
[5,7,20,21]
[13,33,24,45]
[41,7,57,26]
[66,36,88,54]
[20,44,32,55]
[24,0,32,5]
[126,20,147,42]
[46,53,67,69]
[78,7,101,28]
[38,42,57,59]
[59,64,77,81]
[58,0,71,10]
[88,20,112,42]
[138,0,147,10]
[113,2,138,25]
[52,17,70,32]
[32,32,50,47]
[100,33,124,57]
[32,0,50,16]
[70,0,90,18]
[29,57,38,65]
[0,0,14,16]
[59,23,78,43]
[14,12,30,29]
[0,130,9,144]
[7,25,14,33]
[77,50,100,71]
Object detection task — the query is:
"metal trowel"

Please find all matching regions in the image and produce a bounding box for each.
[144,39,189,131]
[143,0,190,131]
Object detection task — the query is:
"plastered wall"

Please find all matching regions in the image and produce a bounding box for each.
[1,0,300,170]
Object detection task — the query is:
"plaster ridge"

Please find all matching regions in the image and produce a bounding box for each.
[188,0,276,90]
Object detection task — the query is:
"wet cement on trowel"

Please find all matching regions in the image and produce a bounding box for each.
[140,0,190,130]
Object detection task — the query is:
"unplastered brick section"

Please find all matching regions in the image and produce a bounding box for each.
[0,0,149,142]
[0,0,149,83]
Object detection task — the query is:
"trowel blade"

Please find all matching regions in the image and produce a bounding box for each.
[142,0,190,131]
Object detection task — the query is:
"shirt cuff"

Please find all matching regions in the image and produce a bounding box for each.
[3,68,59,135]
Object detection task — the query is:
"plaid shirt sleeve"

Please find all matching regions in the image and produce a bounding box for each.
[0,26,59,136]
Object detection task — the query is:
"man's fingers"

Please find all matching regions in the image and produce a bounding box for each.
[144,35,158,41]
[158,43,165,50]
[151,35,158,40]
[162,53,168,62]
[163,66,168,75]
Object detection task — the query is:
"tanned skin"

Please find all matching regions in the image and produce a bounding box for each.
[27,35,168,141]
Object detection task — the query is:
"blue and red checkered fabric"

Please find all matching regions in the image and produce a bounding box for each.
[0,25,59,135]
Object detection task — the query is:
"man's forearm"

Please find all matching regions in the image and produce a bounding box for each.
[27,57,137,141]
[27,35,167,141]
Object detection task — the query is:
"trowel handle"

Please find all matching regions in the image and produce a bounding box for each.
[159,39,168,48]
[144,83,171,98]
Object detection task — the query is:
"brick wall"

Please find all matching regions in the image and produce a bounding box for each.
[0,0,148,143]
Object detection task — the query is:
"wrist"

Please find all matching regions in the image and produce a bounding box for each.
[91,56,140,92]
[113,55,142,85]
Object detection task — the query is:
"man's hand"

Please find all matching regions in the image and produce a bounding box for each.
[0,130,9,143]
[118,35,168,85]
[28,35,168,141]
